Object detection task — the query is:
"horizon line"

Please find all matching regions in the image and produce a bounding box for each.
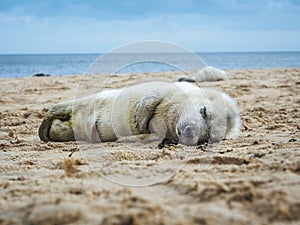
[1,50,300,55]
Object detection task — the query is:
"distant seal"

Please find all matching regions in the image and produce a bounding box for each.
[178,66,227,82]
[39,82,241,146]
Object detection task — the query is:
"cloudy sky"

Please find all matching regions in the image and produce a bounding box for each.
[0,0,300,53]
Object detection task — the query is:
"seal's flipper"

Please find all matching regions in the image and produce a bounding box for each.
[38,103,75,142]
[38,119,52,142]
[158,138,178,149]
[134,95,162,134]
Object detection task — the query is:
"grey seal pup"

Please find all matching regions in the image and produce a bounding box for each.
[39,82,240,147]
[178,66,228,83]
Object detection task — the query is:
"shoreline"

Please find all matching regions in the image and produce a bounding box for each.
[1,68,299,224]
[1,67,300,79]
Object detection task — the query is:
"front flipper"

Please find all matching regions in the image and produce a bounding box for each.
[158,138,178,149]
[38,103,75,142]
[134,95,162,134]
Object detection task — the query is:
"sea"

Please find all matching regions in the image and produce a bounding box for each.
[1,52,300,78]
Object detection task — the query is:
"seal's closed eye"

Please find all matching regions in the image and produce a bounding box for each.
[200,107,207,119]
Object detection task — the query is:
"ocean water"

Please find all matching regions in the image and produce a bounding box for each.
[1,52,300,78]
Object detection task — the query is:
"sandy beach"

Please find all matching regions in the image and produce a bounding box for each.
[0,68,299,225]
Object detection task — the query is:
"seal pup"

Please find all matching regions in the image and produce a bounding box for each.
[178,66,228,82]
[39,82,241,146]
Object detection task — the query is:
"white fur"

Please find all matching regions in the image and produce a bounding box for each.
[41,81,241,145]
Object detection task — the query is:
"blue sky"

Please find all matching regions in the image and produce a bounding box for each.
[0,0,300,53]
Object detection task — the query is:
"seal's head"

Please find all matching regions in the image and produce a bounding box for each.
[176,106,209,146]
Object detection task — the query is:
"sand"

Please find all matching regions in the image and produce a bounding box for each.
[0,68,299,225]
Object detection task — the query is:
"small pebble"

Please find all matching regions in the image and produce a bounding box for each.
[8,130,14,138]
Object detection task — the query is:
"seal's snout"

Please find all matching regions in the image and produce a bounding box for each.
[182,125,194,136]
[176,124,200,146]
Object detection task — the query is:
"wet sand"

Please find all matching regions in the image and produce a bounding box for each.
[0,68,299,225]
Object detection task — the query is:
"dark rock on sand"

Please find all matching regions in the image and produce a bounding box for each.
[33,73,51,77]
